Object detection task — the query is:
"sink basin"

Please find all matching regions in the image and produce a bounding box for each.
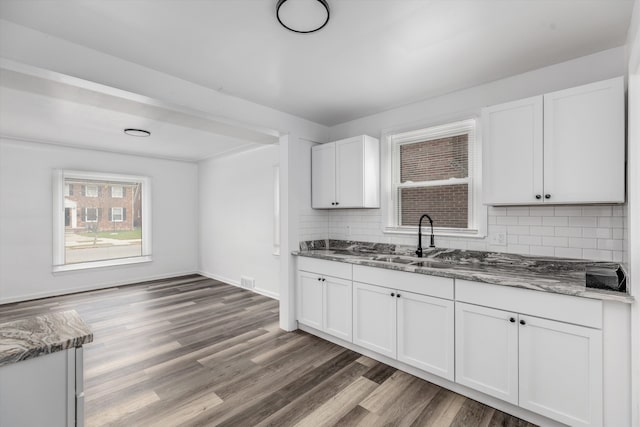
[410,260,452,269]
[373,256,415,264]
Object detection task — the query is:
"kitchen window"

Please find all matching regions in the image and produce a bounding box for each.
[53,170,152,272]
[384,118,485,237]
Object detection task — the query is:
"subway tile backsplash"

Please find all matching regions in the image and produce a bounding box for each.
[299,205,626,262]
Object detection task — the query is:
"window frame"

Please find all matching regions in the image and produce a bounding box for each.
[85,184,98,197]
[111,185,124,198]
[53,170,152,272]
[84,207,98,223]
[111,207,124,222]
[381,117,486,238]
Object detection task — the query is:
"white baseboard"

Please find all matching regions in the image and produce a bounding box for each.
[0,270,200,305]
[199,271,279,300]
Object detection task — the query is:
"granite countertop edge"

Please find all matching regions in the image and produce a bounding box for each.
[292,249,634,304]
[0,310,93,368]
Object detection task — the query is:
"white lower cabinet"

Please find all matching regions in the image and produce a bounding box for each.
[518,315,602,427]
[397,291,455,381]
[353,281,454,380]
[455,302,519,404]
[455,301,603,427]
[297,270,352,342]
[353,282,397,358]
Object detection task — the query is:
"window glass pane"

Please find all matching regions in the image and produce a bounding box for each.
[63,177,142,265]
[400,134,468,183]
[399,184,468,228]
[111,185,123,198]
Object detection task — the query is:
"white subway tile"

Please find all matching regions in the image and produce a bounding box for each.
[497,216,519,225]
[568,216,597,227]
[507,225,530,235]
[508,235,519,244]
[582,227,612,239]
[583,249,613,261]
[542,236,568,247]
[554,247,583,259]
[528,206,555,216]
[530,246,555,256]
[598,239,623,251]
[612,206,624,217]
[554,206,582,216]
[612,229,624,239]
[554,227,582,238]
[613,251,623,262]
[543,216,568,226]
[518,216,542,226]
[487,244,508,252]
[598,217,623,228]
[581,206,612,216]
[568,238,597,249]
[487,216,497,225]
[530,226,555,236]
[507,207,530,216]
[519,235,542,245]
[489,207,507,216]
[467,241,488,251]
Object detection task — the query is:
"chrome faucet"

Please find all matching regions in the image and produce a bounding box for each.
[415,214,435,258]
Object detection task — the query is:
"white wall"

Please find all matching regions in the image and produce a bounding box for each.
[625,1,640,424]
[199,145,280,298]
[311,47,629,261]
[0,138,199,303]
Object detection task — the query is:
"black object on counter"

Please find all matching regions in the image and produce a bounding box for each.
[586,264,626,292]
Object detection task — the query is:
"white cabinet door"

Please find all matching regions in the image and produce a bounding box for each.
[482,96,544,205]
[335,137,364,207]
[353,282,397,358]
[0,349,75,427]
[297,271,323,329]
[311,143,336,208]
[455,302,519,405]
[397,291,454,381]
[323,276,352,342]
[543,77,625,204]
[519,315,603,427]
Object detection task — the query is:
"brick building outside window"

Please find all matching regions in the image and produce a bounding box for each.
[388,119,481,234]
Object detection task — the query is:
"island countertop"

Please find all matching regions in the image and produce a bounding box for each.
[293,240,634,304]
[0,310,93,368]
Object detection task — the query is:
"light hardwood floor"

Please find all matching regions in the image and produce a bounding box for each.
[0,275,537,427]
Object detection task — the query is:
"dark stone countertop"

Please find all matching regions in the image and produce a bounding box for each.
[0,310,93,368]
[293,240,634,304]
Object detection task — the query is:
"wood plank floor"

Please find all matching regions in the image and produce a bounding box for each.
[0,275,537,427]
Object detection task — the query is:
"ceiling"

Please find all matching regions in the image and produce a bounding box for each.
[0,66,279,161]
[0,0,634,127]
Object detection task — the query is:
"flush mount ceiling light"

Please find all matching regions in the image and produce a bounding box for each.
[276,0,330,34]
[123,128,151,137]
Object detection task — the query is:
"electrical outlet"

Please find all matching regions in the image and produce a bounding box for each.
[489,232,507,245]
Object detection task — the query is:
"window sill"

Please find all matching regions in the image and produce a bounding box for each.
[53,255,152,273]
[383,226,486,239]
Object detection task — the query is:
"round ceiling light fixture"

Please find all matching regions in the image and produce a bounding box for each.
[124,128,151,137]
[276,0,330,34]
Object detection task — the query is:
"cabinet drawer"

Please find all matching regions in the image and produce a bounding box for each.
[297,257,352,280]
[353,265,453,300]
[456,279,602,329]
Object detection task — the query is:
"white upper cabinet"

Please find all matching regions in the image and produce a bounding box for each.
[543,78,625,204]
[482,96,543,205]
[311,135,380,209]
[482,77,625,205]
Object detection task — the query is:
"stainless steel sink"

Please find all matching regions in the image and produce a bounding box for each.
[373,256,415,264]
[410,260,452,269]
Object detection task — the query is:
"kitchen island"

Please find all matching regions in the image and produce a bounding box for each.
[0,310,93,427]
